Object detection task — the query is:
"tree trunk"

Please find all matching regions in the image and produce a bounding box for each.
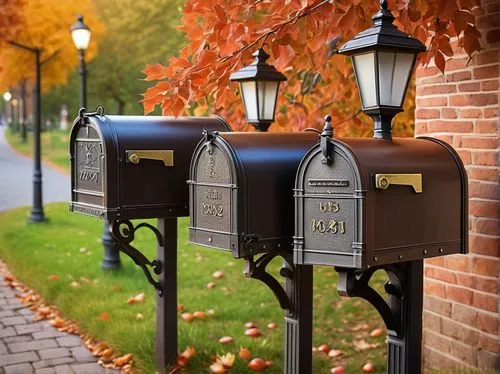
[117,100,125,115]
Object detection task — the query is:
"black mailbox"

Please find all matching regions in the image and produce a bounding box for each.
[188,132,318,258]
[69,112,230,220]
[294,136,468,268]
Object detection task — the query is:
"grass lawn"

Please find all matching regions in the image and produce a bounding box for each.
[0,203,389,373]
[5,128,71,172]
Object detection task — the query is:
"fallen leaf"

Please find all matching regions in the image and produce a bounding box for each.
[136,313,144,320]
[133,293,145,303]
[4,274,13,282]
[331,366,346,374]
[70,281,80,288]
[207,309,215,315]
[126,297,135,305]
[50,317,65,328]
[102,348,113,360]
[362,362,376,372]
[193,311,207,319]
[351,323,369,332]
[180,346,196,360]
[111,285,121,292]
[218,336,233,344]
[265,360,273,368]
[177,304,184,312]
[245,328,261,337]
[328,349,344,358]
[207,282,216,289]
[245,321,256,329]
[267,322,277,329]
[369,328,384,337]
[210,361,226,373]
[47,274,59,281]
[212,270,224,279]
[353,339,379,351]
[248,358,267,372]
[79,247,88,253]
[99,312,111,321]
[180,313,194,322]
[318,344,330,354]
[239,347,251,360]
[217,352,235,368]
[114,353,133,367]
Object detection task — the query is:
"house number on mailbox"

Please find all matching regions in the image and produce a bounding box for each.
[202,203,224,217]
[311,201,346,234]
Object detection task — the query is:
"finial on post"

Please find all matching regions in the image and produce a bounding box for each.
[380,0,388,10]
[321,115,334,165]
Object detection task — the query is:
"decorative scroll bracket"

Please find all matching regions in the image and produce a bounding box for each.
[243,251,295,311]
[111,220,164,295]
[336,264,409,335]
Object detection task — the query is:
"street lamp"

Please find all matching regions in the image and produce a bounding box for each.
[3,92,12,102]
[3,91,12,127]
[230,48,286,132]
[339,0,426,140]
[71,15,91,108]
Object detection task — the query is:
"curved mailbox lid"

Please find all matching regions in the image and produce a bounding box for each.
[295,136,468,269]
[189,131,319,258]
[69,114,231,220]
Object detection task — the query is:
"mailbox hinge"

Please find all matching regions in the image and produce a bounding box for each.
[110,220,164,295]
[243,251,295,311]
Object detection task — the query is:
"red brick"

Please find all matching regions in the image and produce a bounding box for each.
[477,350,499,368]
[446,71,472,82]
[423,310,441,331]
[474,65,499,79]
[473,292,499,312]
[460,136,498,149]
[425,279,447,298]
[474,277,499,294]
[446,57,470,71]
[445,255,470,272]
[441,108,458,119]
[441,318,479,345]
[458,149,472,164]
[477,14,500,29]
[450,93,498,106]
[417,97,448,107]
[477,312,499,334]
[418,85,457,96]
[486,29,500,44]
[450,340,477,363]
[472,151,499,166]
[471,256,500,277]
[424,330,453,354]
[482,79,499,91]
[424,295,452,316]
[426,266,457,283]
[470,199,500,219]
[475,119,499,133]
[446,284,473,304]
[478,333,500,353]
[416,108,441,119]
[416,66,440,78]
[467,166,500,182]
[452,303,478,326]
[469,180,500,200]
[474,218,500,236]
[477,50,500,65]
[459,82,481,92]
[420,75,446,85]
[423,346,464,370]
[460,108,483,118]
[486,2,499,13]
[483,108,499,118]
[427,120,474,133]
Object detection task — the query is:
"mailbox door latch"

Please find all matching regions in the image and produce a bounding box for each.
[126,150,174,167]
[374,173,422,193]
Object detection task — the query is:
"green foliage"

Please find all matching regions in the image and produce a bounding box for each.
[0,204,389,373]
[42,0,185,119]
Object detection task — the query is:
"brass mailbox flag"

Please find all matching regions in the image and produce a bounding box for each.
[375,174,423,193]
[126,150,174,167]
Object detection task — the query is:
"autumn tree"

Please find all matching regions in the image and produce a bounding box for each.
[0,0,104,93]
[142,0,482,136]
[0,0,24,48]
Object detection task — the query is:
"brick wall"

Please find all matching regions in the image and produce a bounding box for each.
[414,0,499,369]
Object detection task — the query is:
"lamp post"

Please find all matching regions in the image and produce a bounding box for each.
[230,48,286,132]
[338,0,426,140]
[71,16,120,270]
[231,48,314,373]
[3,92,12,126]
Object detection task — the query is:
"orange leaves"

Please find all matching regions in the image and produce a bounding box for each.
[143,64,168,81]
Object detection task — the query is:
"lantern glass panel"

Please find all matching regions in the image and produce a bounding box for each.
[378,52,414,107]
[352,52,377,109]
[257,81,279,121]
[71,29,91,50]
[241,81,258,122]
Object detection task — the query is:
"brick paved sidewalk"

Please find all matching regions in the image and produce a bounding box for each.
[0,277,119,374]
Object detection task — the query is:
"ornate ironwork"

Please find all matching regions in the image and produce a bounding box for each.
[244,252,294,310]
[111,220,164,294]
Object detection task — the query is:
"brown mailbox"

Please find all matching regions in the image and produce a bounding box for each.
[188,132,318,258]
[69,111,230,220]
[294,136,468,269]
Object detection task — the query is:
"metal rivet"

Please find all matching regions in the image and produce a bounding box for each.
[373,256,378,261]
[277,243,281,248]
[208,237,212,243]
[263,245,266,249]
[439,248,443,253]
[399,255,403,260]
[423,249,428,255]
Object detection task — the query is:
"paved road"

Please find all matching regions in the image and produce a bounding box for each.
[0,126,69,212]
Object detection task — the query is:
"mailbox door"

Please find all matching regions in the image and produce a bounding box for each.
[189,138,240,253]
[295,141,365,268]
